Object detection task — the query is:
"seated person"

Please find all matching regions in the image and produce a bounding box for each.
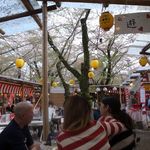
[0,101,41,150]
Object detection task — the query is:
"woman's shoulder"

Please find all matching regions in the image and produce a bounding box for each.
[99,115,116,122]
[57,120,106,140]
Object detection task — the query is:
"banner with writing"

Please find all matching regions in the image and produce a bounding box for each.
[115,12,150,34]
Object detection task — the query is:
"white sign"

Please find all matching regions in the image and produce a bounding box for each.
[115,12,150,34]
[140,87,146,103]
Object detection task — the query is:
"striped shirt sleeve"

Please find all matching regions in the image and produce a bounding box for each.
[56,121,110,150]
[99,116,126,137]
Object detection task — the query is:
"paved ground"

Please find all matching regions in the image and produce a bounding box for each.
[135,129,150,150]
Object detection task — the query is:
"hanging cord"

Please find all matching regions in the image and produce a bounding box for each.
[123,0,128,13]
[102,3,109,12]
[94,28,101,58]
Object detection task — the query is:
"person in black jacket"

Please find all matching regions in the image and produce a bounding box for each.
[0,101,41,150]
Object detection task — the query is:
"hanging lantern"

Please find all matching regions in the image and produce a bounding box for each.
[113,87,117,91]
[90,59,100,69]
[69,79,75,85]
[99,11,114,31]
[139,56,148,67]
[52,82,58,87]
[88,71,95,79]
[103,87,108,92]
[96,87,101,92]
[15,58,25,69]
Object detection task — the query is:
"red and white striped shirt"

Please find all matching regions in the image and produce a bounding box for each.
[98,116,126,138]
[57,121,110,150]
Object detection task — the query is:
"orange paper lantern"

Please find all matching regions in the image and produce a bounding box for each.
[100,12,114,31]
[90,59,99,69]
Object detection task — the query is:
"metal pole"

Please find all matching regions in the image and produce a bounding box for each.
[42,0,49,141]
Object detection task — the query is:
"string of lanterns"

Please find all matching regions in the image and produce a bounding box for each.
[51,79,75,88]
[96,86,118,92]
[88,10,114,79]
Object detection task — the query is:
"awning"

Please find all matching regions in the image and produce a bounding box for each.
[0,75,42,95]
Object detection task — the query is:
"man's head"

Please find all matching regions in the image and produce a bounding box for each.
[14,101,34,127]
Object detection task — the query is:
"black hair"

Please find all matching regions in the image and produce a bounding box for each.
[102,96,134,130]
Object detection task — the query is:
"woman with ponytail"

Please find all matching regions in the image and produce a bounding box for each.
[99,96,136,150]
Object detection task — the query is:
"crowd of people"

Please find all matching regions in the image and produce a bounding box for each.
[0,95,137,150]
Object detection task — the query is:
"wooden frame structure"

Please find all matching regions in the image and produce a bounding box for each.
[1,0,150,25]
[38,0,150,6]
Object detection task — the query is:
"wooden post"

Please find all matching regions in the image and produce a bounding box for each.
[42,0,49,141]
[119,85,122,105]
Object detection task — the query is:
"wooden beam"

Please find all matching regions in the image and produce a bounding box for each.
[0,28,5,35]
[140,43,150,55]
[21,0,43,29]
[140,51,150,55]
[0,5,57,23]
[37,0,150,6]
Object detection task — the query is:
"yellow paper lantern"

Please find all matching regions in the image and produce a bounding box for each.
[15,58,25,69]
[99,12,114,31]
[88,71,95,79]
[90,59,100,69]
[52,82,58,87]
[69,79,75,85]
[139,56,148,67]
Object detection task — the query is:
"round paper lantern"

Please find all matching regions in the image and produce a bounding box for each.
[15,58,25,68]
[103,87,107,92]
[88,71,95,79]
[99,12,114,31]
[96,88,101,92]
[69,79,75,85]
[52,82,58,87]
[113,87,117,91]
[139,56,148,67]
[90,59,100,69]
